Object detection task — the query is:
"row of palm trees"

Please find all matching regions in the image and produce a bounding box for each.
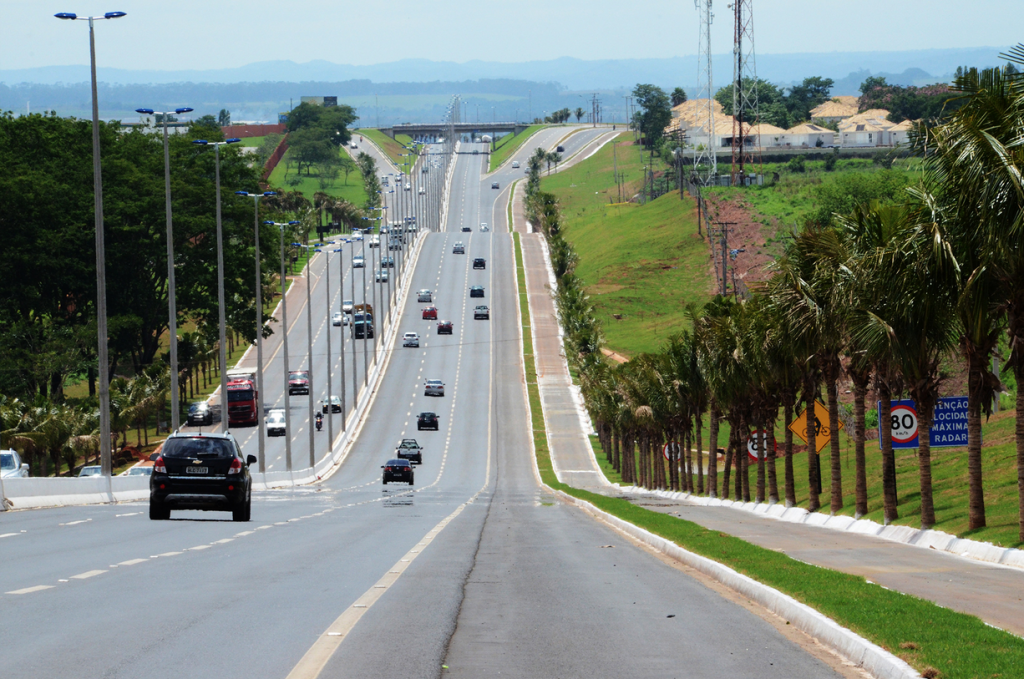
[542,57,1024,540]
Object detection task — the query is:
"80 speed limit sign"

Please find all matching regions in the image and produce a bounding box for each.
[889,403,918,444]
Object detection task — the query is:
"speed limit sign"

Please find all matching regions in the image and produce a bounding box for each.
[890,403,919,444]
[747,431,774,461]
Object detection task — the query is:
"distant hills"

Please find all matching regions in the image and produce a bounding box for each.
[0,47,1011,124]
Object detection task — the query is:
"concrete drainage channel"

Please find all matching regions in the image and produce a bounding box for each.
[0,146,458,511]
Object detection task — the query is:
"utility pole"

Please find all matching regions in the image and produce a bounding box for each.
[694,0,716,186]
[717,222,737,296]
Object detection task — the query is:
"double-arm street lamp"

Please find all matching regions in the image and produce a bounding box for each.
[292,241,321,469]
[193,137,241,433]
[136,106,193,431]
[55,10,127,478]
[235,191,276,473]
[265,220,300,472]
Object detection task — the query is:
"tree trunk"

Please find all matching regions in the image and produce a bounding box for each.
[740,417,750,503]
[722,418,733,500]
[708,407,719,498]
[767,425,778,504]
[917,401,937,529]
[784,399,796,507]
[696,416,704,495]
[805,374,820,512]
[877,374,899,524]
[826,360,844,514]
[966,348,988,530]
[613,432,621,473]
[684,431,694,492]
[733,424,744,501]
[1017,360,1024,541]
[851,368,870,518]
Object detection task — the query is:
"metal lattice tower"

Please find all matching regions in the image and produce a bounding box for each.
[693,0,716,185]
[731,0,761,185]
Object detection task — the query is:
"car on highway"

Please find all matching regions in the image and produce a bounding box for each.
[124,463,154,477]
[353,255,365,268]
[480,223,489,232]
[381,458,414,485]
[404,184,411,191]
[491,182,500,189]
[461,225,471,233]
[0,449,29,479]
[149,431,256,521]
[422,306,438,320]
[424,379,445,397]
[78,465,102,477]
[389,239,402,251]
[375,270,389,283]
[288,370,310,395]
[473,258,486,270]
[382,256,395,268]
[396,439,423,464]
[470,285,485,298]
[417,289,432,303]
[556,145,565,152]
[266,408,286,437]
[187,400,213,426]
[368,234,380,248]
[343,299,354,314]
[419,187,426,194]
[417,412,439,430]
[474,305,490,320]
[453,242,465,254]
[332,312,349,327]
[321,395,343,413]
[352,232,363,241]
[437,320,453,335]
[403,332,420,348]
[512,161,520,168]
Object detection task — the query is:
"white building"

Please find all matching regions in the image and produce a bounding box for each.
[785,123,836,148]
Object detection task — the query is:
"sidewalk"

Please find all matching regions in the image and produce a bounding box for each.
[511,132,1024,639]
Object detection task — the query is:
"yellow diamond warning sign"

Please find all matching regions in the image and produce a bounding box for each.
[787,400,843,453]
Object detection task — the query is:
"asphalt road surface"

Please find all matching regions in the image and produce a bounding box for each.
[0,135,852,679]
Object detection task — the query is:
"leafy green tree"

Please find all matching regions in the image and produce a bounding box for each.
[671,87,688,107]
[575,107,584,123]
[285,102,357,146]
[714,78,788,127]
[632,84,672,148]
[218,109,231,126]
[785,76,834,123]
[859,75,888,95]
[194,114,219,129]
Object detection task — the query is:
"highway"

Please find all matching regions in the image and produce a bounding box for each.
[0,131,854,678]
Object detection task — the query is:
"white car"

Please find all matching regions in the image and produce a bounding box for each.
[123,464,153,477]
[480,223,489,232]
[353,232,363,241]
[369,235,380,248]
[512,161,520,168]
[332,312,349,327]
[0,449,29,479]
[419,187,426,195]
[353,255,365,268]
[424,379,445,397]
[343,300,354,313]
[266,408,286,437]
[78,465,102,477]
[403,332,420,348]
[375,270,389,283]
[417,289,432,303]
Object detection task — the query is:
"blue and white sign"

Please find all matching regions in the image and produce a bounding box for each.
[877,396,970,449]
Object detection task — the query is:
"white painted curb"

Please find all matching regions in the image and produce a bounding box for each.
[556,490,921,679]
[616,485,1024,573]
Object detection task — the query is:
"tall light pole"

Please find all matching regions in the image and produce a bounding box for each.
[326,245,343,437]
[194,137,241,433]
[266,220,300,472]
[55,10,127,478]
[236,190,276,473]
[136,106,193,432]
[293,240,321,469]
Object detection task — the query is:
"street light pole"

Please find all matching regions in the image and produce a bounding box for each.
[55,10,126,478]
[137,105,193,433]
[236,191,275,473]
[267,220,300,472]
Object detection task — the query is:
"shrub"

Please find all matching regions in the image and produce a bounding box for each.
[787,155,806,173]
[824,147,839,172]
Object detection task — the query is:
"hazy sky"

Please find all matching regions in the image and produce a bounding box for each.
[2,0,1021,70]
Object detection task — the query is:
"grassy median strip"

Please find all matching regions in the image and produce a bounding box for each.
[490,125,547,172]
[513,233,1024,679]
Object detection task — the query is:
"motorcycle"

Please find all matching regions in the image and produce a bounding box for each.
[315,413,323,432]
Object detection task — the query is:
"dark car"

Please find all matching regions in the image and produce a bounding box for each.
[382,458,414,485]
[396,439,423,464]
[187,401,213,426]
[288,370,310,395]
[417,412,439,431]
[352,320,374,339]
[436,320,453,335]
[461,225,472,232]
[470,285,485,298]
[491,182,499,189]
[382,256,395,268]
[474,305,490,320]
[149,432,256,521]
[556,145,565,152]
[422,306,438,320]
[473,258,486,270]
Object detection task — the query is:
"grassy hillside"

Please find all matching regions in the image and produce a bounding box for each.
[541,136,712,356]
[360,128,413,169]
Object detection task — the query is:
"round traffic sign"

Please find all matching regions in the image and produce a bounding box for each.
[747,431,774,461]
[890,404,918,443]
[663,441,680,461]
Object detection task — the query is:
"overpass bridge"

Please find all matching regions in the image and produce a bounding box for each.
[381,121,529,141]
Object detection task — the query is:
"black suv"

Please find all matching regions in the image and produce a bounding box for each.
[149,432,256,521]
[473,258,486,270]
[187,401,213,426]
[417,412,439,430]
[382,458,414,485]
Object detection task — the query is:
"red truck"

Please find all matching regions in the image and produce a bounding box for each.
[226,378,259,426]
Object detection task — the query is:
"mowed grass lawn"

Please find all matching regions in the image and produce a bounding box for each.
[489,124,547,172]
[541,136,713,356]
[360,128,415,169]
[267,146,367,206]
